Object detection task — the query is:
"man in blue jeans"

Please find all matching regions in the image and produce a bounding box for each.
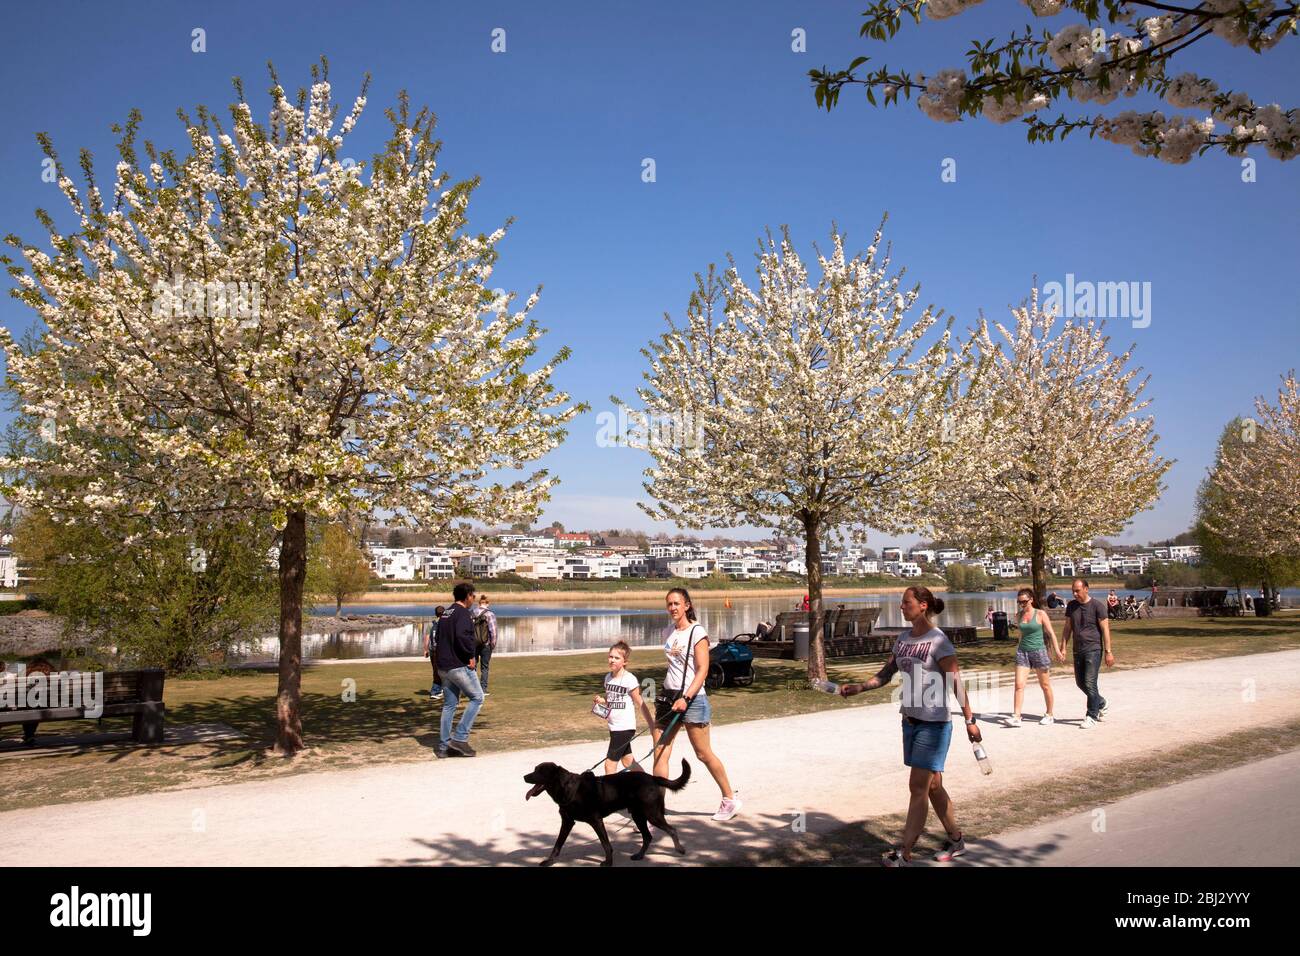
[435,582,484,757]
[1060,578,1115,729]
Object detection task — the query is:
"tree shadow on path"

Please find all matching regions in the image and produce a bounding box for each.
[379,807,1060,867]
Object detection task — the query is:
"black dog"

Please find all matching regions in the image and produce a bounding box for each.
[524,761,691,866]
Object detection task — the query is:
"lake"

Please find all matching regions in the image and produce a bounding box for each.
[231,587,1251,662]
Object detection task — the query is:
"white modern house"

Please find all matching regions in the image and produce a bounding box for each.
[421,552,456,579]
[1080,558,1112,576]
[369,547,420,580]
[651,543,700,559]
[1112,554,1147,575]
[463,552,519,578]
[718,557,771,579]
[667,558,710,579]
[562,555,621,579]
[515,554,564,580]
[618,553,652,577]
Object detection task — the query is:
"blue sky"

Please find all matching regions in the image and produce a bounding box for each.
[1,0,1296,548]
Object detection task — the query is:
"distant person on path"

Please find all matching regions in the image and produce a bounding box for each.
[1045,592,1063,609]
[652,587,742,822]
[839,586,981,866]
[1008,588,1062,726]
[800,594,811,612]
[593,641,654,774]
[1106,590,1120,619]
[472,594,498,696]
[1060,578,1114,729]
[435,583,484,757]
[985,605,995,627]
[422,606,446,700]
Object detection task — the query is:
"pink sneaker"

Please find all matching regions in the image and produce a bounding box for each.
[712,796,742,822]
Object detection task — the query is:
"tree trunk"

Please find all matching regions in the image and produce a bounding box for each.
[1030,522,1046,607]
[275,509,308,754]
[803,516,827,683]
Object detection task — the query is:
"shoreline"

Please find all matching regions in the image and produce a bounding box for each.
[349,580,1131,605]
[352,585,914,604]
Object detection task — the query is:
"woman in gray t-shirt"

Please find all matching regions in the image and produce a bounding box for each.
[839,585,982,866]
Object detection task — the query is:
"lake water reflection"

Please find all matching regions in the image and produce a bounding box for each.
[285,588,1162,661]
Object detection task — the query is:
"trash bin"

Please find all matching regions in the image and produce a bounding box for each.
[1255,597,1272,617]
[992,610,1010,640]
[792,624,810,661]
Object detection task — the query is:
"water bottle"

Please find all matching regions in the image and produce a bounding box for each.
[972,740,993,775]
[811,679,840,695]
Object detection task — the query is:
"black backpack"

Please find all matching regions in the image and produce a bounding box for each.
[473,611,492,650]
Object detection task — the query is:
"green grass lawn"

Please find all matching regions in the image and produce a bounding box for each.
[2,613,1297,811]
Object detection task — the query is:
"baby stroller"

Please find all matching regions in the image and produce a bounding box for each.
[705,635,756,690]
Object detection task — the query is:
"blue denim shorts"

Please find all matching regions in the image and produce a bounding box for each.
[657,691,711,729]
[901,716,952,772]
[683,693,711,725]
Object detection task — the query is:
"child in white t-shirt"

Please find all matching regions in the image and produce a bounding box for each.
[593,641,654,774]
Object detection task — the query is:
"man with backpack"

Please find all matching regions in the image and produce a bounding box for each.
[472,594,499,696]
[422,605,447,701]
[435,582,484,757]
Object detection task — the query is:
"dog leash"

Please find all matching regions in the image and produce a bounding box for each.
[585,726,649,773]
[605,711,686,837]
[585,711,683,773]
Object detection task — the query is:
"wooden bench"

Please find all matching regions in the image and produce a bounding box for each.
[741,603,976,659]
[0,667,165,747]
[751,608,883,640]
[740,608,880,658]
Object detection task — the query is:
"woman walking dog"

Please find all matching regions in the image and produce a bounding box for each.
[651,587,742,822]
[839,586,981,865]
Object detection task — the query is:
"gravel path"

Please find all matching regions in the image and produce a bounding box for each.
[2,649,1297,866]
